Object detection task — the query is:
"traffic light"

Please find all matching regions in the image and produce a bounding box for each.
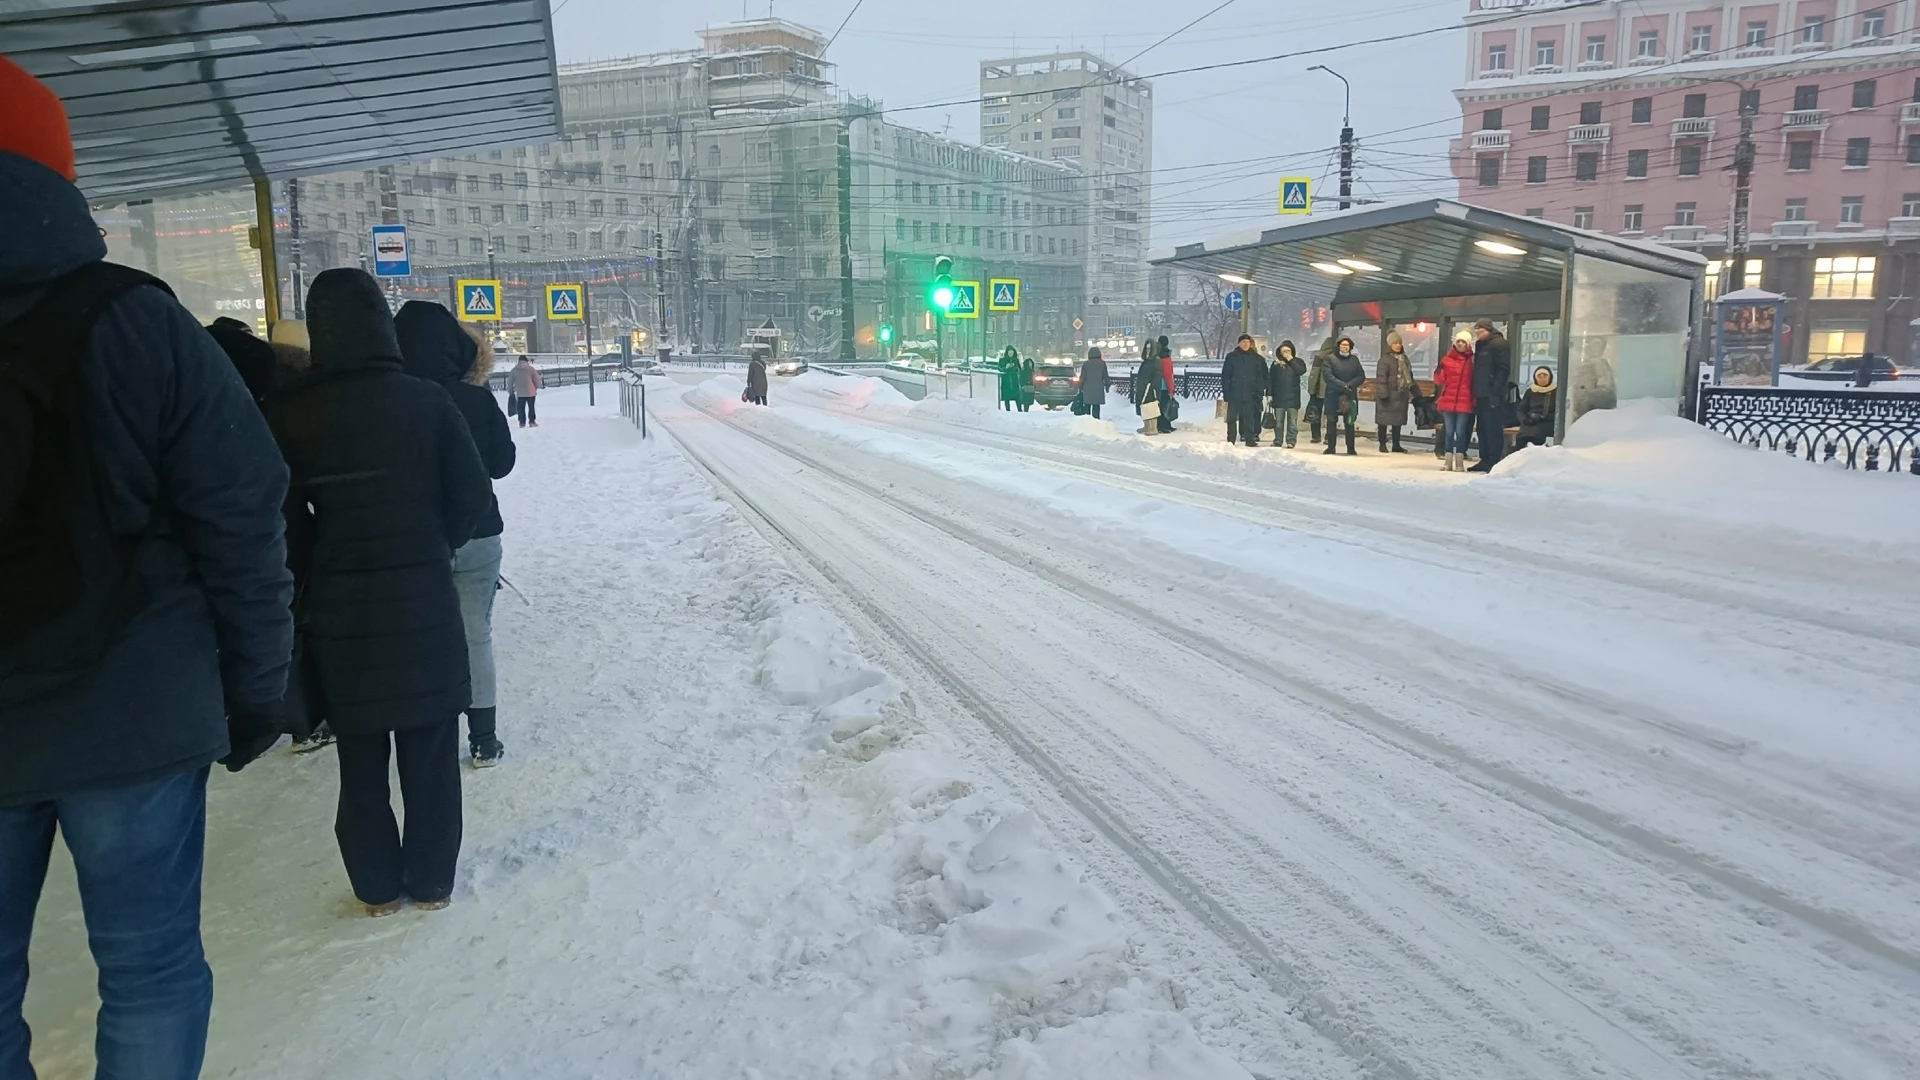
[929,255,954,315]
[878,323,893,344]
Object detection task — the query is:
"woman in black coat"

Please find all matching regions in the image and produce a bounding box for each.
[269,269,492,916]
[1267,339,1306,447]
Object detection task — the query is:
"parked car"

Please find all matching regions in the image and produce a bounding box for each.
[772,358,808,376]
[1029,360,1083,409]
[1793,354,1901,384]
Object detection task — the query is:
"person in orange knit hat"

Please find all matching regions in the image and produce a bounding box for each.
[0,54,295,1080]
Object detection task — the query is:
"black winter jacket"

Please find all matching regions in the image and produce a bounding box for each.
[395,301,515,539]
[269,270,491,737]
[1325,350,1367,410]
[0,152,293,804]
[1472,332,1512,401]
[1268,343,1306,410]
[1220,346,1267,405]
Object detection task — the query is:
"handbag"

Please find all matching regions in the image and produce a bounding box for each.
[1264,409,1277,430]
[1412,395,1441,429]
[1140,397,1162,421]
[1070,394,1088,416]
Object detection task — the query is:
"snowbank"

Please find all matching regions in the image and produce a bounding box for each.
[1496,399,1920,541]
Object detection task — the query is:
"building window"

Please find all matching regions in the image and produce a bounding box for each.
[1477,157,1500,187]
[564,199,577,217]
[588,199,603,218]
[1802,15,1825,44]
[516,203,529,222]
[1637,30,1660,57]
[1784,197,1808,221]
[1788,141,1815,170]
[1808,321,1869,361]
[705,179,721,204]
[1678,145,1702,176]
[566,231,579,250]
[1863,8,1887,39]
[1840,195,1865,225]
[425,239,438,256]
[612,165,626,186]
[489,173,503,191]
[1794,84,1820,111]
[1690,25,1712,53]
[1524,208,1544,217]
[1486,44,1508,71]
[467,206,481,224]
[1675,202,1696,226]
[1526,156,1547,183]
[612,131,626,150]
[1678,93,1704,119]
[588,232,602,250]
[517,234,530,253]
[1530,105,1550,130]
[1572,206,1594,229]
[1846,137,1871,167]
[469,235,483,254]
[912,181,923,203]
[1849,81,1878,112]
[490,204,504,224]
[668,161,680,179]
[1578,101,1601,125]
[1575,152,1600,180]
[1903,193,1920,217]
[1631,96,1652,124]
[1535,39,1556,67]
[1740,88,1761,115]
[1746,21,1768,47]
[1908,133,1920,163]
[1622,204,1643,232]
[708,145,721,168]
[1585,35,1606,63]
[911,220,923,241]
[1627,149,1650,178]
[1812,256,1876,298]
[614,197,628,216]
[585,133,599,151]
[1481,107,1503,131]
[465,174,479,193]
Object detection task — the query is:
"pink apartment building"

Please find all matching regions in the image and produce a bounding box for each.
[1452,0,1920,367]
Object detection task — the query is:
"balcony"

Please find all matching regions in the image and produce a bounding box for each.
[1471,129,1512,153]
[1530,63,1564,74]
[1782,109,1830,131]
[1566,123,1612,144]
[1576,59,1611,71]
[1791,40,1831,53]
[1901,102,1920,125]
[1662,224,1706,241]
[1772,220,1817,237]
[1629,53,1667,66]
[1671,117,1716,139]
[1888,216,1920,236]
[1478,67,1516,80]
[1735,45,1774,58]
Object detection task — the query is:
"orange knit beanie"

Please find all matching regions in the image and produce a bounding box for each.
[0,55,78,181]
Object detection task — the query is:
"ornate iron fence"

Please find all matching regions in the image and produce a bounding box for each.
[1697,386,1920,474]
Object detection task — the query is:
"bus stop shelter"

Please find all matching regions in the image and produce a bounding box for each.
[1,0,562,324]
[1150,198,1708,438]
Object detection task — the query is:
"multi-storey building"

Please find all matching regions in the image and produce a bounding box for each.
[982,51,1152,338]
[290,19,1083,358]
[1452,0,1920,366]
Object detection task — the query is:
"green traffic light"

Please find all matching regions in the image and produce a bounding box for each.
[878,324,893,343]
[932,284,954,311]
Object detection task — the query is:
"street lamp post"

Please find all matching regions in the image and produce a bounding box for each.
[1308,64,1353,210]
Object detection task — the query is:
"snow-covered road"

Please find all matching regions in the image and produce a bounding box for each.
[655,373,1920,1080]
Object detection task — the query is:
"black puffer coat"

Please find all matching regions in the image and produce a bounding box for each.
[395,301,515,539]
[1268,341,1306,409]
[268,270,491,736]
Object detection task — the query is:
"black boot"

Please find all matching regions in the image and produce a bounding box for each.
[467,707,503,768]
[1391,427,1408,453]
[1378,427,1389,452]
[1345,426,1357,455]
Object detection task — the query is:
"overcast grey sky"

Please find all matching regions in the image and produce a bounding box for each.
[551,0,1467,246]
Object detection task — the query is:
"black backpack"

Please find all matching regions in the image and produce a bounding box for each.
[0,261,171,707]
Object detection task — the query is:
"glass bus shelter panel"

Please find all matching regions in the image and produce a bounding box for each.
[1568,254,1693,424]
[1517,317,1561,386]
[1333,323,1382,367]
[99,186,266,331]
[1389,320,1441,380]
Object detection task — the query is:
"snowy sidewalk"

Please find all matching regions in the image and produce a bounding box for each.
[23,388,1243,1080]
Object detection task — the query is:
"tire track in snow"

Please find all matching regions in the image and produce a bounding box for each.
[681,392,1920,982]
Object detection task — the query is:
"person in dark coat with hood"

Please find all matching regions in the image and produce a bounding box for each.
[1513,363,1559,450]
[1306,335,1334,443]
[998,346,1022,410]
[1267,339,1306,447]
[0,60,293,1078]
[1220,334,1267,447]
[745,353,769,405]
[1468,319,1512,472]
[1322,336,1366,456]
[1080,347,1108,418]
[395,301,517,767]
[269,269,491,915]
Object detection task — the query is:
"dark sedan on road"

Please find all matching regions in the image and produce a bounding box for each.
[1791,355,1901,384]
[1029,360,1083,409]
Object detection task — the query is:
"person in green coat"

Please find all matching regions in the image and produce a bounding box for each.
[1018,354,1036,412]
[997,346,1021,411]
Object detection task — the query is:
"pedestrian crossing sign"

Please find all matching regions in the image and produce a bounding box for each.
[988,277,1021,312]
[1279,177,1312,215]
[457,279,501,321]
[947,281,980,319]
[546,283,584,321]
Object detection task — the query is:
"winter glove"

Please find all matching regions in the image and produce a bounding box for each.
[221,699,287,772]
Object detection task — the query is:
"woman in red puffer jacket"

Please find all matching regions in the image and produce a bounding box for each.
[1433,332,1476,471]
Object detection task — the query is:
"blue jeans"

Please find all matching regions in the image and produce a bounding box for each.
[451,533,504,713]
[0,769,212,1080]
[1441,410,1474,454]
[1273,407,1299,444]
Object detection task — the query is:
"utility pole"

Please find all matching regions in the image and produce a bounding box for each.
[1728,87,1757,293]
[285,178,305,319]
[1311,65,1354,210]
[655,230,668,357]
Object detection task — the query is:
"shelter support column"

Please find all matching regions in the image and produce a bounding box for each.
[252,175,281,331]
